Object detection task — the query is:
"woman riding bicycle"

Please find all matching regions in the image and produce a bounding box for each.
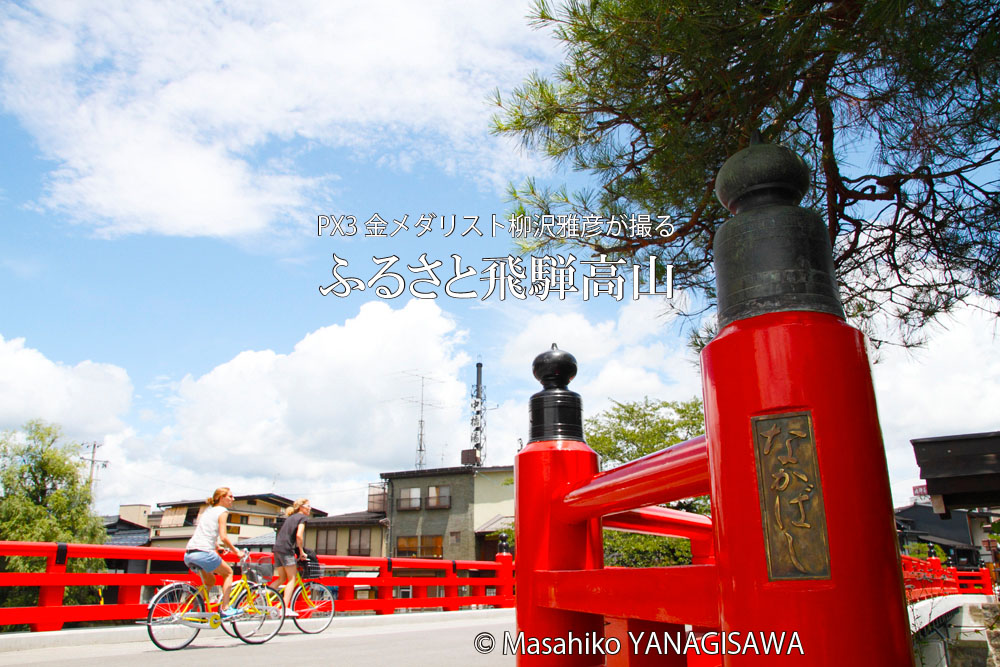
[273,498,311,615]
[183,486,245,619]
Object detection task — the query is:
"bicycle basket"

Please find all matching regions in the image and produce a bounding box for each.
[298,554,323,579]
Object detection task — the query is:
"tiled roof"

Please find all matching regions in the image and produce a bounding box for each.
[105,529,150,547]
[238,533,276,547]
[156,493,328,516]
[380,464,512,480]
[308,511,385,527]
[475,514,513,534]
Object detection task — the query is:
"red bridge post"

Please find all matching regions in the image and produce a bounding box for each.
[30,543,67,632]
[515,345,604,665]
[495,536,515,607]
[701,139,913,663]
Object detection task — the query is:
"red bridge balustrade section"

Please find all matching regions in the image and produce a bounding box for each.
[901,555,992,602]
[513,141,950,666]
[0,539,988,638]
[0,540,514,632]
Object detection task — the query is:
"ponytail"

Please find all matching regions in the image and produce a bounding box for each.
[285,498,309,516]
[208,487,231,506]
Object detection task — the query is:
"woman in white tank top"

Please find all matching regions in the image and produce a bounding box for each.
[183,487,244,617]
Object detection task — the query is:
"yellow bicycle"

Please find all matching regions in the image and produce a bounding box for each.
[279,559,335,634]
[146,552,285,650]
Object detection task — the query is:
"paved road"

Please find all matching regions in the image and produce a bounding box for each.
[1,609,516,667]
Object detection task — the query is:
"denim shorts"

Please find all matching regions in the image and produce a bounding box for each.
[273,551,297,568]
[184,549,222,573]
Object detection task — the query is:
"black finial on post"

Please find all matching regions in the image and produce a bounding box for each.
[498,532,510,554]
[528,344,583,443]
[712,141,844,327]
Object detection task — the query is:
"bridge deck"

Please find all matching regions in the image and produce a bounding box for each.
[0,608,516,666]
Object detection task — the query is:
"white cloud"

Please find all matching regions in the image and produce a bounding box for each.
[490,298,1000,510]
[7,295,987,517]
[0,335,132,438]
[482,296,702,467]
[0,1,558,238]
[94,299,471,514]
[872,303,1000,506]
[497,298,699,409]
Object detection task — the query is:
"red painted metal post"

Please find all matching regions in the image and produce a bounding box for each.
[117,582,142,606]
[376,561,394,615]
[443,564,460,611]
[495,551,514,607]
[30,544,67,632]
[980,568,993,593]
[701,141,912,664]
[605,618,687,667]
[515,346,604,665]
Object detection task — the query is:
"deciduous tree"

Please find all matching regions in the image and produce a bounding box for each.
[585,397,709,565]
[0,420,106,630]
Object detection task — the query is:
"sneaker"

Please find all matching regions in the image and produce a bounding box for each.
[284,610,299,618]
[220,607,241,620]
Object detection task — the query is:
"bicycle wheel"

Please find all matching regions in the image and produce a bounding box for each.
[231,583,285,644]
[147,583,204,651]
[291,582,335,634]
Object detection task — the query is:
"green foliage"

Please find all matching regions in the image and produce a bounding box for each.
[903,541,948,561]
[603,530,691,568]
[585,397,709,566]
[1,420,107,630]
[585,396,704,469]
[493,0,1000,347]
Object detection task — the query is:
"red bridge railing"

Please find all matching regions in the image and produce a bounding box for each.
[901,555,992,602]
[0,542,990,638]
[516,346,994,667]
[512,140,956,666]
[0,540,514,632]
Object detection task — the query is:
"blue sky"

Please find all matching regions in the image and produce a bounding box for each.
[1,1,998,517]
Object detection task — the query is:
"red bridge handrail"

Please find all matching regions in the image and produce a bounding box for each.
[561,434,710,522]
[0,540,514,632]
[901,554,992,602]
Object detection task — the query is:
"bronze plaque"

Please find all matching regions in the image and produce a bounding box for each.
[752,411,831,580]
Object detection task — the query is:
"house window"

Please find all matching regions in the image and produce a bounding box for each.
[159,507,185,528]
[184,507,200,526]
[228,513,248,524]
[397,487,421,510]
[226,525,240,535]
[396,536,419,557]
[449,531,461,545]
[426,486,451,509]
[349,528,371,556]
[315,528,338,555]
[420,535,443,558]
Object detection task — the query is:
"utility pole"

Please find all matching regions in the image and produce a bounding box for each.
[81,441,108,503]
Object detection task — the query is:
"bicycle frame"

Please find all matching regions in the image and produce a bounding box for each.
[150,555,273,629]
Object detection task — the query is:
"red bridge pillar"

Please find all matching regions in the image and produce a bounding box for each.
[515,345,604,665]
[701,139,912,663]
